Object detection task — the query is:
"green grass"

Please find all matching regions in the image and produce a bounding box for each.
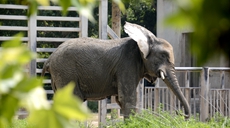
[8,111,230,128]
[4,119,29,128]
[107,110,230,128]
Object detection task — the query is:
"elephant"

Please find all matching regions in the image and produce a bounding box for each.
[41,22,191,119]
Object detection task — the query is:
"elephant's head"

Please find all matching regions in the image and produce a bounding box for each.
[124,22,191,119]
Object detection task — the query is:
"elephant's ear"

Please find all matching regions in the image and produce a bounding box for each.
[124,22,150,59]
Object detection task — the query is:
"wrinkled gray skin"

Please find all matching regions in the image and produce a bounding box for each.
[42,22,190,119]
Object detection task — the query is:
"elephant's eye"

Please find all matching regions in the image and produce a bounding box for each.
[161,52,169,59]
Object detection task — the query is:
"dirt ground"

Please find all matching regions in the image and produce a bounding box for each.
[86,113,123,128]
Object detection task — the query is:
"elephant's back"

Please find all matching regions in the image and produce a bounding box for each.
[48,37,119,77]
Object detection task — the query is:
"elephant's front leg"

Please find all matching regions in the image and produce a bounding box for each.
[117,84,137,119]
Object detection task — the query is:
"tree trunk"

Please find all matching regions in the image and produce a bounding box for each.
[111,1,121,120]
[112,1,121,37]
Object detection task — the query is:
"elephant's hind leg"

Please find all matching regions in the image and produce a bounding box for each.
[73,80,85,101]
[51,76,57,93]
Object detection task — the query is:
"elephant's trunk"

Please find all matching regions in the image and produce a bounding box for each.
[162,67,191,119]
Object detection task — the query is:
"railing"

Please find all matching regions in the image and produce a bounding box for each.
[144,67,230,121]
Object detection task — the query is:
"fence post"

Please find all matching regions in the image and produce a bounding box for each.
[185,71,190,111]
[98,0,108,127]
[154,79,160,111]
[136,79,144,113]
[28,13,37,76]
[79,15,88,37]
[98,99,107,127]
[200,67,210,121]
[220,71,225,116]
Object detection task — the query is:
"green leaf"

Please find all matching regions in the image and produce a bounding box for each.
[36,0,49,6]
[59,0,71,15]
[53,82,90,121]
[14,77,43,93]
[113,0,125,13]
[18,87,50,110]
[0,95,19,124]
[28,109,63,128]
[27,1,38,17]
[1,33,23,48]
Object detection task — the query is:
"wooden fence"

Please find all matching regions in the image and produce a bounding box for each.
[0,4,88,77]
[144,67,230,121]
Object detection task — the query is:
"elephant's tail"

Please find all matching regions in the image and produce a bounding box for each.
[41,59,50,77]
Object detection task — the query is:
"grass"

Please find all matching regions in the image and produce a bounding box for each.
[4,119,29,128]
[107,110,230,128]
[7,111,230,128]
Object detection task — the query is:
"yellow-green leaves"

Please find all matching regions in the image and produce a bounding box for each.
[36,0,49,6]
[113,0,125,13]
[0,33,36,94]
[53,82,90,121]
[58,0,71,15]
[0,34,39,127]
[28,83,90,128]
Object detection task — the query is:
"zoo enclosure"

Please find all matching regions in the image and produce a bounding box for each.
[1,2,230,125]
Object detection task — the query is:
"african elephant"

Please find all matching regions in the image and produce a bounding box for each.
[41,22,190,119]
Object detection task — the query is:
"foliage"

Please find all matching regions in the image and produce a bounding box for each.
[0,34,90,128]
[165,0,230,66]
[121,0,156,36]
[87,101,98,113]
[106,110,230,128]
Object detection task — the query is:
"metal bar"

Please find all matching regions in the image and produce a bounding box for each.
[209,67,230,71]
[28,14,37,76]
[36,37,71,42]
[193,89,196,117]
[144,88,147,109]
[166,88,169,111]
[0,26,28,31]
[228,90,230,116]
[79,15,88,37]
[0,4,78,11]
[36,27,80,32]
[36,48,56,52]
[149,88,152,110]
[0,15,27,20]
[213,90,216,116]
[36,58,48,63]
[0,36,28,41]
[210,90,213,117]
[98,0,108,127]
[38,6,77,11]
[175,67,202,72]
[0,4,27,9]
[106,103,120,109]
[37,16,80,21]
[225,91,227,116]
[107,25,119,39]
[220,71,225,89]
